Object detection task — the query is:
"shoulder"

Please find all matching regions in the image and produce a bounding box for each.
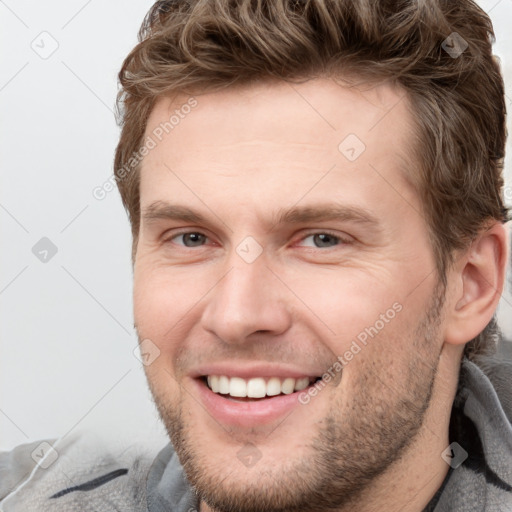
[0,437,59,501]
[436,356,512,510]
[471,354,512,422]
[0,429,164,511]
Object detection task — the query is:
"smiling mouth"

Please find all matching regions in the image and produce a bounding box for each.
[201,375,323,401]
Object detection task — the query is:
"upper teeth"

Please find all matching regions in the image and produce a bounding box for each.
[206,376,312,398]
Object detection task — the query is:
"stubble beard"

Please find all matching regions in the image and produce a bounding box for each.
[146,286,445,512]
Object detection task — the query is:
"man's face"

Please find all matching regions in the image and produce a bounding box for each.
[134,78,445,511]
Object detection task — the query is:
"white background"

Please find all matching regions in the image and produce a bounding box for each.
[1,0,512,451]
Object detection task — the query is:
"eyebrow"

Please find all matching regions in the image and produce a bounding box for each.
[141,200,381,232]
[273,204,379,228]
[142,202,206,224]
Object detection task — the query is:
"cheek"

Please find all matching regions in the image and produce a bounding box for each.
[133,270,186,367]
[134,265,204,333]
[288,269,402,338]
[288,270,423,383]
[133,269,186,387]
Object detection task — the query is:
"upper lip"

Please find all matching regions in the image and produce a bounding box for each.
[189,362,324,380]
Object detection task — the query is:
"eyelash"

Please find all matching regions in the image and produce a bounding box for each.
[162,230,352,249]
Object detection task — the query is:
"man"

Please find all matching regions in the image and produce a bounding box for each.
[1,0,511,510]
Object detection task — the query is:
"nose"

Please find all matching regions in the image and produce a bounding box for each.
[200,251,292,345]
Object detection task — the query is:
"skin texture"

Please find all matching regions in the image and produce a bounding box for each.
[132,78,507,511]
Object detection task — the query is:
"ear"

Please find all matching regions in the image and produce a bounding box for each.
[444,222,509,346]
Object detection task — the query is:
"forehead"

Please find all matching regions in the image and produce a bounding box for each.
[140,77,418,214]
[146,77,412,144]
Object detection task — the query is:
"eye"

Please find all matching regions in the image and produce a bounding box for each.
[297,232,350,248]
[166,231,209,247]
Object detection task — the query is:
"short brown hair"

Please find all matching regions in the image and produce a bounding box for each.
[114,0,509,360]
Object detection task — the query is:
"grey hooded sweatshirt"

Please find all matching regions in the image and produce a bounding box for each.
[1,357,511,511]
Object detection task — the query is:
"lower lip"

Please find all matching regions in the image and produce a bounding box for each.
[192,378,310,428]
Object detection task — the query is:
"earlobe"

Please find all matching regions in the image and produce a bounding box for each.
[444,222,509,346]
